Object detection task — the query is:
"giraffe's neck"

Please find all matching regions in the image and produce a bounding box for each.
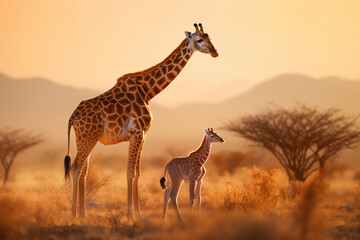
[191,136,213,165]
[117,38,193,101]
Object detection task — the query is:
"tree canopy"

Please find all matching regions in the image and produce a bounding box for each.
[0,128,43,185]
[224,105,360,181]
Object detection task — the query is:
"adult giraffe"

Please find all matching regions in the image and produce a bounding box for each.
[64,23,218,221]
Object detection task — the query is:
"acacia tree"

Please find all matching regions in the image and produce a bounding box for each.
[0,128,43,185]
[224,105,360,182]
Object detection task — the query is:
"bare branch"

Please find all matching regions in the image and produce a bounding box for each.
[223,104,360,182]
[0,128,43,185]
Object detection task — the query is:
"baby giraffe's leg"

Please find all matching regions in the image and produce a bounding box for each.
[162,184,171,220]
[195,179,203,214]
[195,167,206,214]
[169,176,184,224]
[189,179,197,211]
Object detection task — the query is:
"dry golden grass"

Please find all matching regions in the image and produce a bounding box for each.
[0,164,359,240]
[85,156,113,200]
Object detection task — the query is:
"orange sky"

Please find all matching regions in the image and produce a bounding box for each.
[1,0,359,106]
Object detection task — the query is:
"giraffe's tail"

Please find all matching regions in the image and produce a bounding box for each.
[64,113,75,182]
[64,155,71,182]
[160,177,167,190]
[160,164,169,190]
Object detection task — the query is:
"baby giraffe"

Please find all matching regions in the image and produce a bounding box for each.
[160,128,224,223]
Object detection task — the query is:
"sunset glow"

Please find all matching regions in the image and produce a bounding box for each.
[1,0,359,106]
[1,1,360,239]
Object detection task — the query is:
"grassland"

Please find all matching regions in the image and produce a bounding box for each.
[1,161,359,240]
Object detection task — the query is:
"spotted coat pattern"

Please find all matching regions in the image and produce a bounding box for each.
[161,129,224,223]
[65,24,218,221]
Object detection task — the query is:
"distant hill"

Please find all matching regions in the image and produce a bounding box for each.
[152,74,360,140]
[1,73,360,158]
[0,73,100,133]
[221,74,360,113]
[0,72,169,138]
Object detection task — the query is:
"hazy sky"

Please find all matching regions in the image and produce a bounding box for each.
[1,0,359,106]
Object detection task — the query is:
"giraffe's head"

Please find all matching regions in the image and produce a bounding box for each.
[185,23,218,58]
[204,128,225,143]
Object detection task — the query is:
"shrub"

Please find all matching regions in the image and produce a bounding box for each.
[220,166,282,213]
[86,155,113,200]
[209,151,251,176]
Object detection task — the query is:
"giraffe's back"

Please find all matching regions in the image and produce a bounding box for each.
[71,86,152,145]
[168,157,203,181]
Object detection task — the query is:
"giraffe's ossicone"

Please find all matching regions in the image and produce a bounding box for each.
[64,24,218,221]
[161,128,224,224]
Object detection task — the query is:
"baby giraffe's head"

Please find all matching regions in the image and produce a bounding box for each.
[204,128,225,143]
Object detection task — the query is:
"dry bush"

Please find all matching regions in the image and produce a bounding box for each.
[147,211,296,240]
[293,173,328,240]
[86,155,113,200]
[0,190,34,239]
[209,151,251,176]
[143,154,168,170]
[0,161,356,240]
[209,166,283,213]
[241,166,282,212]
[187,212,294,240]
[245,166,284,212]
[208,168,331,240]
[320,163,349,180]
[102,194,127,228]
[353,170,360,181]
[355,182,360,206]
[0,187,71,239]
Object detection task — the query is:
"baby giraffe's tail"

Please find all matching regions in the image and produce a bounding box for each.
[160,164,169,190]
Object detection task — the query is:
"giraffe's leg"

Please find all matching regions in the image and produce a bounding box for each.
[162,184,172,220]
[133,138,144,219]
[72,168,79,217]
[189,179,197,211]
[127,132,144,223]
[195,179,203,214]
[169,176,184,224]
[71,135,98,218]
[195,167,206,215]
[78,156,90,218]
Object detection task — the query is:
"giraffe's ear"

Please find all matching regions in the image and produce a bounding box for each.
[204,128,209,135]
[185,31,192,39]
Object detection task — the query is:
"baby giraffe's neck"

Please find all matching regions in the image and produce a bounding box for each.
[190,136,213,165]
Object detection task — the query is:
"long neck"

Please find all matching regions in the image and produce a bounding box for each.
[191,136,213,165]
[118,38,194,101]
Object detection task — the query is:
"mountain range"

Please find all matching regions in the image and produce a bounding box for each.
[1,72,359,157]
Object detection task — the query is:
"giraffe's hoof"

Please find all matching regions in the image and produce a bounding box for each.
[178,219,185,228]
[127,214,135,225]
[127,219,135,226]
[134,210,142,220]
